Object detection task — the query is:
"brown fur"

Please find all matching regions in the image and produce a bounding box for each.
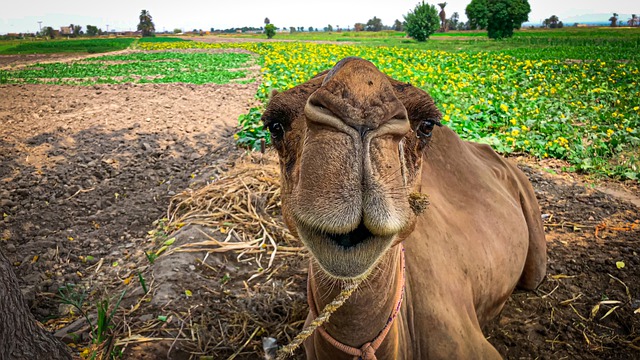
[262,57,547,359]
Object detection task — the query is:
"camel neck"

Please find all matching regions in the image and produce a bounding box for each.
[308,244,404,357]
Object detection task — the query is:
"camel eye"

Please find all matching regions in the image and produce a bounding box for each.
[417,119,435,138]
[268,122,285,140]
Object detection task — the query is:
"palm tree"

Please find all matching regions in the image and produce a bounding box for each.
[438,2,447,32]
[628,14,638,27]
[609,13,618,27]
[264,17,270,25]
[137,10,155,37]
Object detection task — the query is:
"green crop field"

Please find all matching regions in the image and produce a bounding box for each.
[0,38,136,54]
[0,51,254,84]
[1,28,638,180]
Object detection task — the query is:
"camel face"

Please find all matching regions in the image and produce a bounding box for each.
[262,57,440,279]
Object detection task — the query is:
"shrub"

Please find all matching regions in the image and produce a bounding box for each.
[404,1,440,42]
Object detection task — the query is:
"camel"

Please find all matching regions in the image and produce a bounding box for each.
[262,57,547,359]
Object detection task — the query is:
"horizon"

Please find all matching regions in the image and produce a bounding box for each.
[1,0,638,34]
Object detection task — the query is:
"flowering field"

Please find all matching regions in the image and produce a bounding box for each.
[137,39,639,180]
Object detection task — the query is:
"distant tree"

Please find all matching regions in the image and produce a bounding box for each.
[86,25,99,36]
[73,25,83,36]
[325,24,334,32]
[544,15,560,28]
[404,1,440,41]
[265,23,276,38]
[465,0,489,29]
[467,0,530,39]
[448,12,459,30]
[354,23,365,31]
[609,13,618,27]
[174,28,182,34]
[438,2,447,32]
[42,26,55,39]
[308,26,314,32]
[629,14,638,27]
[393,19,403,31]
[137,10,155,36]
[557,21,564,28]
[366,16,383,31]
[289,26,296,33]
[264,17,271,25]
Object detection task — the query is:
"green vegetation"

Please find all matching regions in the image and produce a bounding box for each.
[265,24,276,39]
[0,52,254,85]
[404,1,440,41]
[466,0,531,39]
[0,38,135,54]
[136,28,639,180]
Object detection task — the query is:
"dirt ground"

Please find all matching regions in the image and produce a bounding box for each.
[0,53,639,360]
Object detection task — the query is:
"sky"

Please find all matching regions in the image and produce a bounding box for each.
[1,0,637,34]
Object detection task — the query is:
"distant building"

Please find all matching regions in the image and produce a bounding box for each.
[60,26,72,35]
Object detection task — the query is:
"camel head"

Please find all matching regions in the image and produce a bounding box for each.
[262,57,441,279]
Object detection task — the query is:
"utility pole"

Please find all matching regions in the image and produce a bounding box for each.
[37,21,42,34]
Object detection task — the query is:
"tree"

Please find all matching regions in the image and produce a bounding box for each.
[448,12,460,30]
[393,19,403,31]
[543,15,559,28]
[0,250,72,359]
[609,13,618,27]
[325,24,334,32]
[42,26,55,39]
[365,17,383,31]
[467,0,530,39]
[308,26,315,32]
[404,1,440,41]
[73,25,83,36]
[437,2,447,32]
[354,23,365,31]
[265,23,276,38]
[86,25,99,36]
[629,14,638,27]
[264,17,270,25]
[137,9,155,37]
[466,0,489,29]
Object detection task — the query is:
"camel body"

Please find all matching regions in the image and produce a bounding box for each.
[262,57,546,359]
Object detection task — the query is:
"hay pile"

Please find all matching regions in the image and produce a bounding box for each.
[109,154,309,359]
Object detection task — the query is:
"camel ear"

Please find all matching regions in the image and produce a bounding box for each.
[269,89,279,99]
[389,79,442,126]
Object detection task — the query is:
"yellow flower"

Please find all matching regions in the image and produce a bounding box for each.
[442,114,451,122]
[511,129,520,137]
[521,125,529,131]
[626,127,633,132]
[500,104,508,112]
[510,119,517,125]
[607,129,615,137]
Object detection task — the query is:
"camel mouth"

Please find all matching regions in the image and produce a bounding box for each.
[324,220,374,249]
[296,219,395,279]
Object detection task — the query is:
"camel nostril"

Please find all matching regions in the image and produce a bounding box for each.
[325,221,373,248]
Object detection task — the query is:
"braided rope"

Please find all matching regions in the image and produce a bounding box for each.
[275,279,361,360]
